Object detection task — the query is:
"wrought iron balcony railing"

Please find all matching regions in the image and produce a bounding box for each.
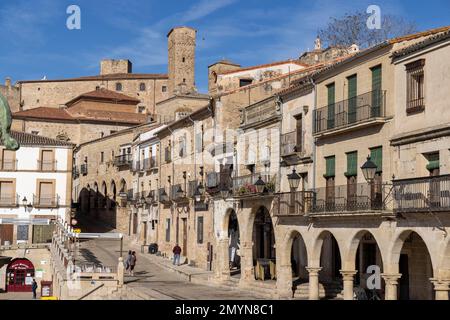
[1,159,17,171]
[143,157,157,171]
[232,173,278,196]
[314,90,386,134]
[114,154,132,167]
[33,195,59,208]
[310,182,389,214]
[273,191,314,216]
[0,194,19,207]
[393,175,450,213]
[38,160,57,171]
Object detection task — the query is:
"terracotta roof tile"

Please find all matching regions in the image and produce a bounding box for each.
[11,130,74,147]
[218,59,309,75]
[13,107,75,121]
[66,88,140,106]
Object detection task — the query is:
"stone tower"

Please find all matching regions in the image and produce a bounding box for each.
[167,27,196,95]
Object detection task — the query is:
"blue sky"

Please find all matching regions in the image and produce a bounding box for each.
[0,0,449,93]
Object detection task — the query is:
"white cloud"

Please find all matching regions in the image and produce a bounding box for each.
[181,0,237,23]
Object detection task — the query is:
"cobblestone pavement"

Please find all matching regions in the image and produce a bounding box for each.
[76,237,267,300]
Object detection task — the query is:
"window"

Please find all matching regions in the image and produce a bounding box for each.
[138,106,146,113]
[183,78,186,83]
[100,152,104,163]
[31,131,39,135]
[347,75,357,124]
[182,57,185,63]
[40,150,55,171]
[295,114,303,152]
[327,83,336,129]
[165,218,171,242]
[345,151,358,177]
[406,59,425,113]
[239,79,252,87]
[197,216,204,244]
[162,86,167,92]
[115,82,122,91]
[17,225,29,241]
[2,149,16,171]
[370,147,383,173]
[426,152,440,176]
[36,180,56,207]
[324,156,335,178]
[0,180,15,206]
[139,83,146,91]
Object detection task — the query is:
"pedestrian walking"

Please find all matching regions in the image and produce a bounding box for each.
[172,244,182,266]
[31,278,38,299]
[129,251,137,276]
[125,250,132,271]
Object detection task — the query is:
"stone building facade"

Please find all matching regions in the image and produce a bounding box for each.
[0,78,20,112]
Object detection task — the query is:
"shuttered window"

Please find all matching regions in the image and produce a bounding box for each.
[345,152,358,177]
[370,147,383,173]
[347,75,357,124]
[371,65,382,117]
[324,156,336,178]
[426,153,440,171]
[39,181,54,206]
[41,150,54,171]
[0,181,14,205]
[197,216,204,244]
[327,83,335,129]
[2,150,15,170]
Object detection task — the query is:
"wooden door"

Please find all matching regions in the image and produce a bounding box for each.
[0,224,13,245]
[399,254,410,300]
[325,177,335,211]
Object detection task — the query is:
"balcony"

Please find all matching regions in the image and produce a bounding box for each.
[241,99,280,128]
[38,160,57,171]
[143,157,157,171]
[33,195,59,208]
[393,175,450,213]
[0,194,19,207]
[273,191,314,216]
[232,173,278,197]
[114,154,132,168]
[1,159,17,171]
[314,90,386,135]
[206,171,233,195]
[280,131,305,157]
[80,164,88,175]
[310,182,390,216]
[131,160,141,173]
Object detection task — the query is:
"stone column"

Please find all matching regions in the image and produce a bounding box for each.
[381,273,402,300]
[431,279,450,300]
[277,264,293,299]
[306,267,322,300]
[217,238,230,280]
[340,270,357,300]
[118,257,124,287]
[239,242,254,284]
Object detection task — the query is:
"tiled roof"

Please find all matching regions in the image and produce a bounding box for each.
[11,130,74,147]
[389,25,450,44]
[66,88,140,106]
[391,29,450,58]
[17,73,168,84]
[218,59,309,75]
[13,107,146,125]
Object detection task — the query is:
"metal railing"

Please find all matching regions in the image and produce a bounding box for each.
[393,175,450,212]
[33,195,59,208]
[143,157,157,171]
[310,182,388,214]
[114,154,132,167]
[38,160,57,171]
[232,173,278,196]
[132,160,141,172]
[1,159,17,171]
[242,100,279,126]
[273,191,315,216]
[314,90,386,134]
[0,194,19,207]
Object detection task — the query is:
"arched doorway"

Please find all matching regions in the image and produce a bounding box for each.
[315,231,342,298]
[252,206,275,280]
[110,180,117,209]
[291,232,308,283]
[6,258,35,292]
[392,231,434,300]
[227,209,240,277]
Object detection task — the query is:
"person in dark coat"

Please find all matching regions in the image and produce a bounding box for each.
[173,244,182,266]
[31,279,38,299]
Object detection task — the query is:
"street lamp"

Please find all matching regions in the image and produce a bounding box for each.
[176,185,184,199]
[197,182,205,195]
[193,186,202,202]
[159,189,169,203]
[255,176,266,194]
[22,196,27,207]
[361,156,378,184]
[220,185,229,199]
[287,168,301,190]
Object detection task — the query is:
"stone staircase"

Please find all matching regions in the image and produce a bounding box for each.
[293,281,344,300]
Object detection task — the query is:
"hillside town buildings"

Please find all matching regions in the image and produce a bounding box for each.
[1,24,450,300]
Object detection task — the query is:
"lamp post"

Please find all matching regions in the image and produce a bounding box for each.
[254,176,266,194]
[361,156,378,209]
[220,185,229,199]
[287,169,301,214]
[193,186,202,202]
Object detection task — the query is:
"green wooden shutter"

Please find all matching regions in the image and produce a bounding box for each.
[370,147,383,173]
[327,83,335,129]
[345,152,358,177]
[371,65,382,117]
[426,153,440,171]
[324,156,336,178]
[348,75,357,124]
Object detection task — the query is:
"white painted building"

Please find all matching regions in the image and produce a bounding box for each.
[0,131,73,245]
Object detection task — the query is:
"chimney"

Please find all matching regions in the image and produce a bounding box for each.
[5,77,11,89]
